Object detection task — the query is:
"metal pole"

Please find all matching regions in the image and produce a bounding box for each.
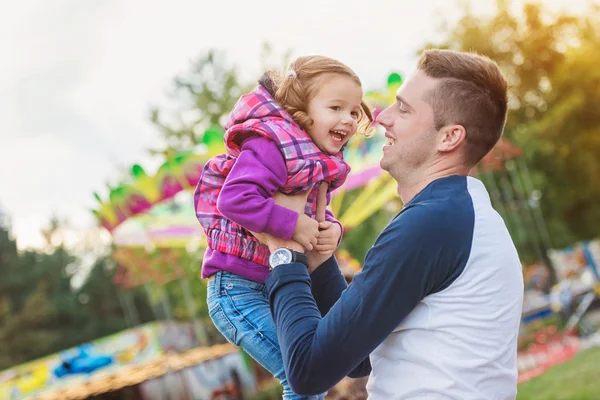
[517,158,554,250]
[506,160,545,242]
[117,289,133,328]
[499,167,545,262]
[515,158,559,285]
[144,284,163,321]
[124,289,141,326]
[158,284,174,321]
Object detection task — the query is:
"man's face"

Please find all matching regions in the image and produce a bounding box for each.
[376,70,440,181]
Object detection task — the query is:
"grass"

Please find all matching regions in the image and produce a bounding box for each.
[517,346,600,400]
[248,380,283,400]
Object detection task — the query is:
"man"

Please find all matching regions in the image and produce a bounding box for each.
[263,49,524,399]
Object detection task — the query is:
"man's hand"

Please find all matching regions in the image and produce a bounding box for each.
[252,231,304,253]
[273,190,310,215]
[314,221,341,254]
[292,214,320,251]
[252,182,337,272]
[306,245,334,273]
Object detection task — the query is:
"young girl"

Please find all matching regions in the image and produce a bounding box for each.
[194,55,372,399]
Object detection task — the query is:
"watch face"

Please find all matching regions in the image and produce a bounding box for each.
[270,248,292,268]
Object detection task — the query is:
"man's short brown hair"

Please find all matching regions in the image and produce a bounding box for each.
[417,49,508,167]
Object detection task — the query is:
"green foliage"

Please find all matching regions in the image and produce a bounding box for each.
[517,346,600,399]
[0,221,153,370]
[0,281,58,367]
[248,380,283,400]
[150,49,252,153]
[338,187,400,264]
[426,1,600,253]
[149,43,292,154]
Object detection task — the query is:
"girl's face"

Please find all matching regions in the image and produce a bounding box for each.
[306,74,363,154]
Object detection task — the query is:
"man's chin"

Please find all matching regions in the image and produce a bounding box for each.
[379,158,389,171]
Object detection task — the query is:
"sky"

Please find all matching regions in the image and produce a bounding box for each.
[0,0,589,249]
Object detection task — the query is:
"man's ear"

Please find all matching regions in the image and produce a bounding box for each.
[438,124,466,153]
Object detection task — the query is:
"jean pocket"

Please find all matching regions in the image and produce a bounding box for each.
[209,303,238,345]
[221,278,266,301]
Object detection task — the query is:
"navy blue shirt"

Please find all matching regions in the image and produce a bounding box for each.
[265,176,476,395]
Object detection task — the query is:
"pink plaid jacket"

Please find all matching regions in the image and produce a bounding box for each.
[194,85,350,266]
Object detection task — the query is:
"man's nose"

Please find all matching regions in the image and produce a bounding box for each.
[376,106,392,127]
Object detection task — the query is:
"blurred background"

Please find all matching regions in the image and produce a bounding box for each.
[1,0,600,399]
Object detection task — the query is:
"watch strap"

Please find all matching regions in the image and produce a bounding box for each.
[291,251,309,268]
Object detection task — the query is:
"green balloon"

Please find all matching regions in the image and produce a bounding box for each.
[387,72,403,86]
[131,164,146,178]
[173,153,187,164]
[202,125,225,149]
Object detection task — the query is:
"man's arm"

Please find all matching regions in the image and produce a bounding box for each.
[266,207,461,395]
[308,257,372,378]
[309,257,346,316]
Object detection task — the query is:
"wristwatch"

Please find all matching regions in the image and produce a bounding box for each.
[268,248,309,270]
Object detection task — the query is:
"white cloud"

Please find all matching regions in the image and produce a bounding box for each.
[0,133,112,247]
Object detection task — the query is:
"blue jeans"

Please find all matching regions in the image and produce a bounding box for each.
[207,271,325,400]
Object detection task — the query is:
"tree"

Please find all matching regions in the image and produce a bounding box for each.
[0,281,58,367]
[0,218,151,370]
[149,43,292,154]
[426,1,600,256]
[70,256,154,345]
[149,49,251,153]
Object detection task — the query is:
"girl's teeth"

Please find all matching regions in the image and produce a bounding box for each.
[330,131,345,142]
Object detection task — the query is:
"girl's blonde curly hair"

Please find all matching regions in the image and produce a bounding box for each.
[259,55,374,137]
